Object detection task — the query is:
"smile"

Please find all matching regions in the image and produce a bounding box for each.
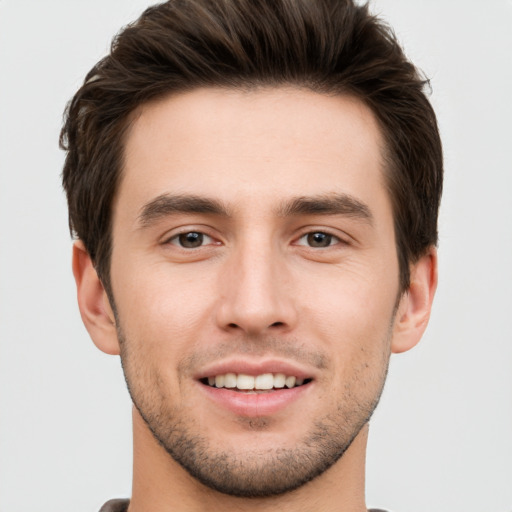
[201,373,312,392]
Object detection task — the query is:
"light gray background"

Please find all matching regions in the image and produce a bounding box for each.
[1,1,511,511]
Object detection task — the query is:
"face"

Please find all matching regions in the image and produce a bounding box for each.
[109,87,401,496]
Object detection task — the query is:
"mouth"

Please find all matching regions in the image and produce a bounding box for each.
[200,372,312,393]
[195,360,316,416]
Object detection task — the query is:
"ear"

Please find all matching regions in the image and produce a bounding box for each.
[391,247,438,354]
[72,240,120,355]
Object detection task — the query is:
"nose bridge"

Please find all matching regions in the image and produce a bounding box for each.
[216,234,295,334]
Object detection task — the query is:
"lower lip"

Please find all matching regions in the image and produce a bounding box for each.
[197,382,312,417]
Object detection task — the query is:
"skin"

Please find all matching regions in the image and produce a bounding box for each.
[73,87,437,512]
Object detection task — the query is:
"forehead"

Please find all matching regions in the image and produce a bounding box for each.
[119,87,388,216]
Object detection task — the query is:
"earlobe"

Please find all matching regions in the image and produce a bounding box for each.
[391,247,438,354]
[72,241,120,355]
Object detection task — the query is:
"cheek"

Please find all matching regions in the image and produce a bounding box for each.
[296,263,396,375]
[298,259,398,328]
[111,260,218,366]
[114,255,214,316]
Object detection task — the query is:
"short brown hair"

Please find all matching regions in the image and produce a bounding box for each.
[61,0,443,293]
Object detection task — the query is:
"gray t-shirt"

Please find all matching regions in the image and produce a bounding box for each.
[99,498,390,511]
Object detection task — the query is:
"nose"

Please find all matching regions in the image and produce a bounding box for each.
[215,241,298,336]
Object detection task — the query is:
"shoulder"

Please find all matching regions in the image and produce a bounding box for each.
[98,499,130,512]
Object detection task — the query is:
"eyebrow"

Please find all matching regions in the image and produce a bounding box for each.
[276,193,373,224]
[137,192,373,228]
[137,194,230,227]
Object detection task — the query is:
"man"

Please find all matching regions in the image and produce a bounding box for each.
[61,0,442,510]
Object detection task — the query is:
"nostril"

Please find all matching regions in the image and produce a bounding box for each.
[223,321,287,332]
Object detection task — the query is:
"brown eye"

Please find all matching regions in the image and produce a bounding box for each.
[171,232,207,248]
[305,232,335,247]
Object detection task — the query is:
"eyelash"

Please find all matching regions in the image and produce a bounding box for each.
[167,231,215,249]
[166,230,344,249]
[294,231,342,248]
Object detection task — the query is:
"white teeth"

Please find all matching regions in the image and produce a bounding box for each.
[255,373,274,390]
[273,373,286,388]
[224,373,237,388]
[285,376,296,388]
[205,372,307,390]
[237,374,255,389]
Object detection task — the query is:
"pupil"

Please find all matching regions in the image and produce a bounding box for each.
[308,232,331,247]
[180,232,203,248]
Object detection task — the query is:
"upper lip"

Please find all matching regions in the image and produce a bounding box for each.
[194,358,316,381]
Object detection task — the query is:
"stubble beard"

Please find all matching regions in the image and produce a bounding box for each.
[117,327,391,498]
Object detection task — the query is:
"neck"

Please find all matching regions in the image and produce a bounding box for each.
[128,407,369,512]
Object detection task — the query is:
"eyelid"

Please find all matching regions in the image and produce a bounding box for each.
[296,233,339,247]
[293,228,350,247]
[161,226,221,247]
[168,232,214,247]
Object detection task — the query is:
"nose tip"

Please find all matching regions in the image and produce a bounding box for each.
[219,294,295,336]
[215,251,297,336]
